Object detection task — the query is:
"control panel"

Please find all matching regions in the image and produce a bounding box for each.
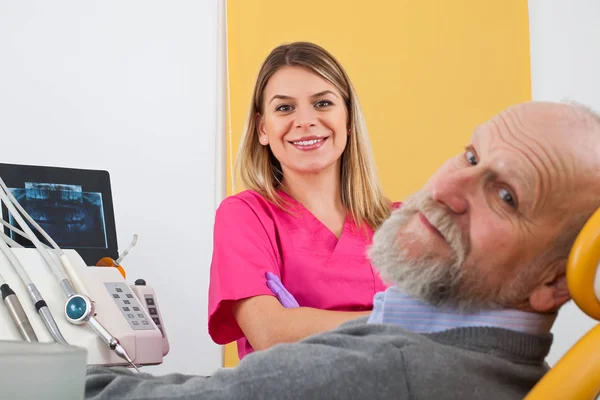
[104,282,154,331]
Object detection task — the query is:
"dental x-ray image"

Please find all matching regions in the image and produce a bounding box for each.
[0,163,118,266]
[8,182,108,249]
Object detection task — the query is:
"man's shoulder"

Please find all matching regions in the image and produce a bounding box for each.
[312,324,550,400]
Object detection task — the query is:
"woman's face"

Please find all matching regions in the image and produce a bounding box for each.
[258,66,349,177]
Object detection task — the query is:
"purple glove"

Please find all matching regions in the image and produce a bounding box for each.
[266,272,299,308]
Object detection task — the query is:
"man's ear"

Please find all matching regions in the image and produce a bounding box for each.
[529,272,571,313]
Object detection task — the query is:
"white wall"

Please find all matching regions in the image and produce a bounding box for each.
[528,0,600,366]
[0,0,222,376]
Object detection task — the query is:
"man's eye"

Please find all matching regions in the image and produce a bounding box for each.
[275,105,293,112]
[499,188,517,208]
[465,150,478,165]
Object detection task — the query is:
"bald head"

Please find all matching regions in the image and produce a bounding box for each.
[502,101,600,164]
[489,101,600,215]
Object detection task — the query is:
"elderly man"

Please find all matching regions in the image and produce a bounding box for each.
[85,101,600,400]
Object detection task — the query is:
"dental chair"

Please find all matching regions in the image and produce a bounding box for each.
[525,208,600,399]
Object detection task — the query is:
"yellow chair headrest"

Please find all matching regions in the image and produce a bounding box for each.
[567,207,600,320]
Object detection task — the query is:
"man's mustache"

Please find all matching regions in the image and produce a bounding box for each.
[393,191,470,264]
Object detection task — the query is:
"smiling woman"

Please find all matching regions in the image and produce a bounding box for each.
[258,66,349,187]
[207,41,400,361]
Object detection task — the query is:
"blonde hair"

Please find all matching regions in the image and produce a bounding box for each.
[235,41,391,230]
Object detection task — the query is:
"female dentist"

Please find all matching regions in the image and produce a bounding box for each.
[208,41,399,360]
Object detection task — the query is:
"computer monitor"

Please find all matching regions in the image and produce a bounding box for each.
[0,163,118,266]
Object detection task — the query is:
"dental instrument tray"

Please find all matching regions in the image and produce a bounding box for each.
[0,162,168,368]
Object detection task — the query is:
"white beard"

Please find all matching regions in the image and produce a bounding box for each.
[368,191,519,312]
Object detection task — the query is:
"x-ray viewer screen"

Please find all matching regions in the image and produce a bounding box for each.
[8,182,108,250]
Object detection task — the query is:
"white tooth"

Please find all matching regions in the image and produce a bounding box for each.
[294,138,323,146]
[303,139,319,145]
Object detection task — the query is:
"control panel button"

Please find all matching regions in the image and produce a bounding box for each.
[104,283,155,332]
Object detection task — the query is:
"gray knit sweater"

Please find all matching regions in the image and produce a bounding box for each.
[84,320,552,399]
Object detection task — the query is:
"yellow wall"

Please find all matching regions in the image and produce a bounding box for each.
[224,0,531,367]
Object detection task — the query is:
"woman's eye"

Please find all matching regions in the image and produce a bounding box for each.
[314,100,332,108]
[275,104,293,112]
[465,150,478,165]
[499,188,517,208]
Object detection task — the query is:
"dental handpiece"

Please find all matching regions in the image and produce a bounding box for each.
[64,284,139,372]
[88,316,140,372]
[29,283,68,344]
[0,282,38,342]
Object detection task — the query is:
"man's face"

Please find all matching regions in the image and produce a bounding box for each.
[369,103,588,312]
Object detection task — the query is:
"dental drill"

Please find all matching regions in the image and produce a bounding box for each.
[0,268,38,342]
[0,177,139,371]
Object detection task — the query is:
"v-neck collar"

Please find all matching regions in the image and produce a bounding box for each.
[278,190,349,250]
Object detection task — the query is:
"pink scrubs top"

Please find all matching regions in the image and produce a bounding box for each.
[208,189,396,359]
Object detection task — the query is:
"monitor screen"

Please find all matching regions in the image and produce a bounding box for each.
[0,163,118,266]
